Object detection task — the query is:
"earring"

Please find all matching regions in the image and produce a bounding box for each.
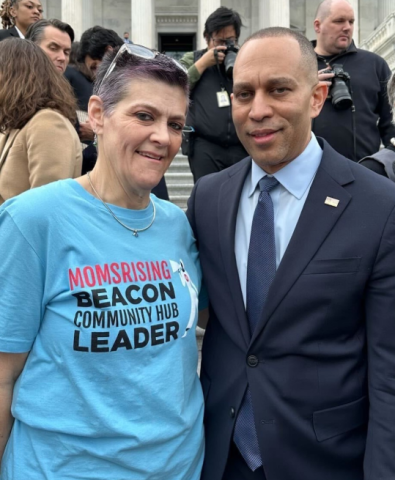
[93,132,98,148]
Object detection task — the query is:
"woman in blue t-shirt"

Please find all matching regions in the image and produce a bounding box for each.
[0,43,204,480]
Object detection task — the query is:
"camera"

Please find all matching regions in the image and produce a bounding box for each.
[223,39,239,79]
[323,63,353,110]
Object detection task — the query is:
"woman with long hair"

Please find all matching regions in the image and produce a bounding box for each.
[0,38,82,204]
[0,0,42,40]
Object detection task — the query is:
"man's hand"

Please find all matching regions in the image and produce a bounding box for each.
[318,67,335,87]
[194,46,227,75]
[79,121,95,142]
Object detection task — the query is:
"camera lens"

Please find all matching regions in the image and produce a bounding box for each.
[329,64,353,110]
[224,51,237,79]
[331,78,353,110]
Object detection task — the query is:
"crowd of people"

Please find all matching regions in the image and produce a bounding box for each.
[1,0,395,479]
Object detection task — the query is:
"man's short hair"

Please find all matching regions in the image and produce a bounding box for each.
[243,27,318,85]
[315,0,351,21]
[203,7,243,39]
[78,26,123,63]
[25,18,75,44]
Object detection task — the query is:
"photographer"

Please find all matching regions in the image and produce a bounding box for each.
[312,0,395,161]
[180,7,247,182]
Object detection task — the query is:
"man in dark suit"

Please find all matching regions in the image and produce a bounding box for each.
[188,27,395,480]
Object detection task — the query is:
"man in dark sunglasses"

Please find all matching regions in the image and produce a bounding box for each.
[180,7,247,183]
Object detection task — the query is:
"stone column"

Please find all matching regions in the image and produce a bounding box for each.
[348,0,359,47]
[198,0,220,50]
[62,0,93,40]
[378,0,395,24]
[82,0,93,34]
[131,0,154,48]
[305,0,318,42]
[259,0,290,29]
[40,0,47,19]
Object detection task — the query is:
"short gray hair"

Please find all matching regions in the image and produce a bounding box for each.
[94,47,189,117]
[315,0,352,21]
[315,0,334,21]
[243,27,318,85]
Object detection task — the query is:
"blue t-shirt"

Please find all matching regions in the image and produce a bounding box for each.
[0,179,204,480]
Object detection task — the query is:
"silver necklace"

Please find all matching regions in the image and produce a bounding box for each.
[86,171,156,237]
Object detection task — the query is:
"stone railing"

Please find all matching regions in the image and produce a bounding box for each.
[360,13,395,70]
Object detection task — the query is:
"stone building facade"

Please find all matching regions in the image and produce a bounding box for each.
[4,1,395,66]
[359,1,395,70]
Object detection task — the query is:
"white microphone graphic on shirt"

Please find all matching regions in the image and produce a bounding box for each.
[170,259,198,338]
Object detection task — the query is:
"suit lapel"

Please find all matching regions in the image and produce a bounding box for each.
[251,143,355,342]
[6,27,19,38]
[218,157,252,348]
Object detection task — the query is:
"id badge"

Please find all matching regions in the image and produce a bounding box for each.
[217,90,230,108]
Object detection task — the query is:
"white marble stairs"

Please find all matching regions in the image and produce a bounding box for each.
[165,152,194,211]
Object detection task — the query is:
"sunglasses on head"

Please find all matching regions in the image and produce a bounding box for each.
[97,43,188,93]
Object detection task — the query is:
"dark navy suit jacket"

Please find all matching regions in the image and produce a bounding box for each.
[187,138,395,480]
[0,26,20,41]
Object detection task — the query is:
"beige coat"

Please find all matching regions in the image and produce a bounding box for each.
[0,109,82,205]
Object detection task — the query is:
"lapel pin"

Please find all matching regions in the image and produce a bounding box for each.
[325,196,340,207]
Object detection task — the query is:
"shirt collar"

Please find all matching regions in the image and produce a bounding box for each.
[248,133,323,199]
[15,26,25,38]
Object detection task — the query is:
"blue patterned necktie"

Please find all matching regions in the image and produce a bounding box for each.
[234,176,279,471]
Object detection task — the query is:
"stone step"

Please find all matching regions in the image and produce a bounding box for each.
[165,172,194,183]
[196,326,205,338]
[166,152,194,210]
[168,194,190,210]
[173,153,189,162]
[166,183,194,196]
[174,151,188,158]
[169,159,192,174]
[171,153,190,161]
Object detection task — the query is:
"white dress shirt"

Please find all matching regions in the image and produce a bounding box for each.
[15,26,25,38]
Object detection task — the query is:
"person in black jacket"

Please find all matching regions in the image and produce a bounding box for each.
[65,42,93,113]
[312,0,395,162]
[0,0,42,40]
[64,42,96,175]
[180,7,247,182]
